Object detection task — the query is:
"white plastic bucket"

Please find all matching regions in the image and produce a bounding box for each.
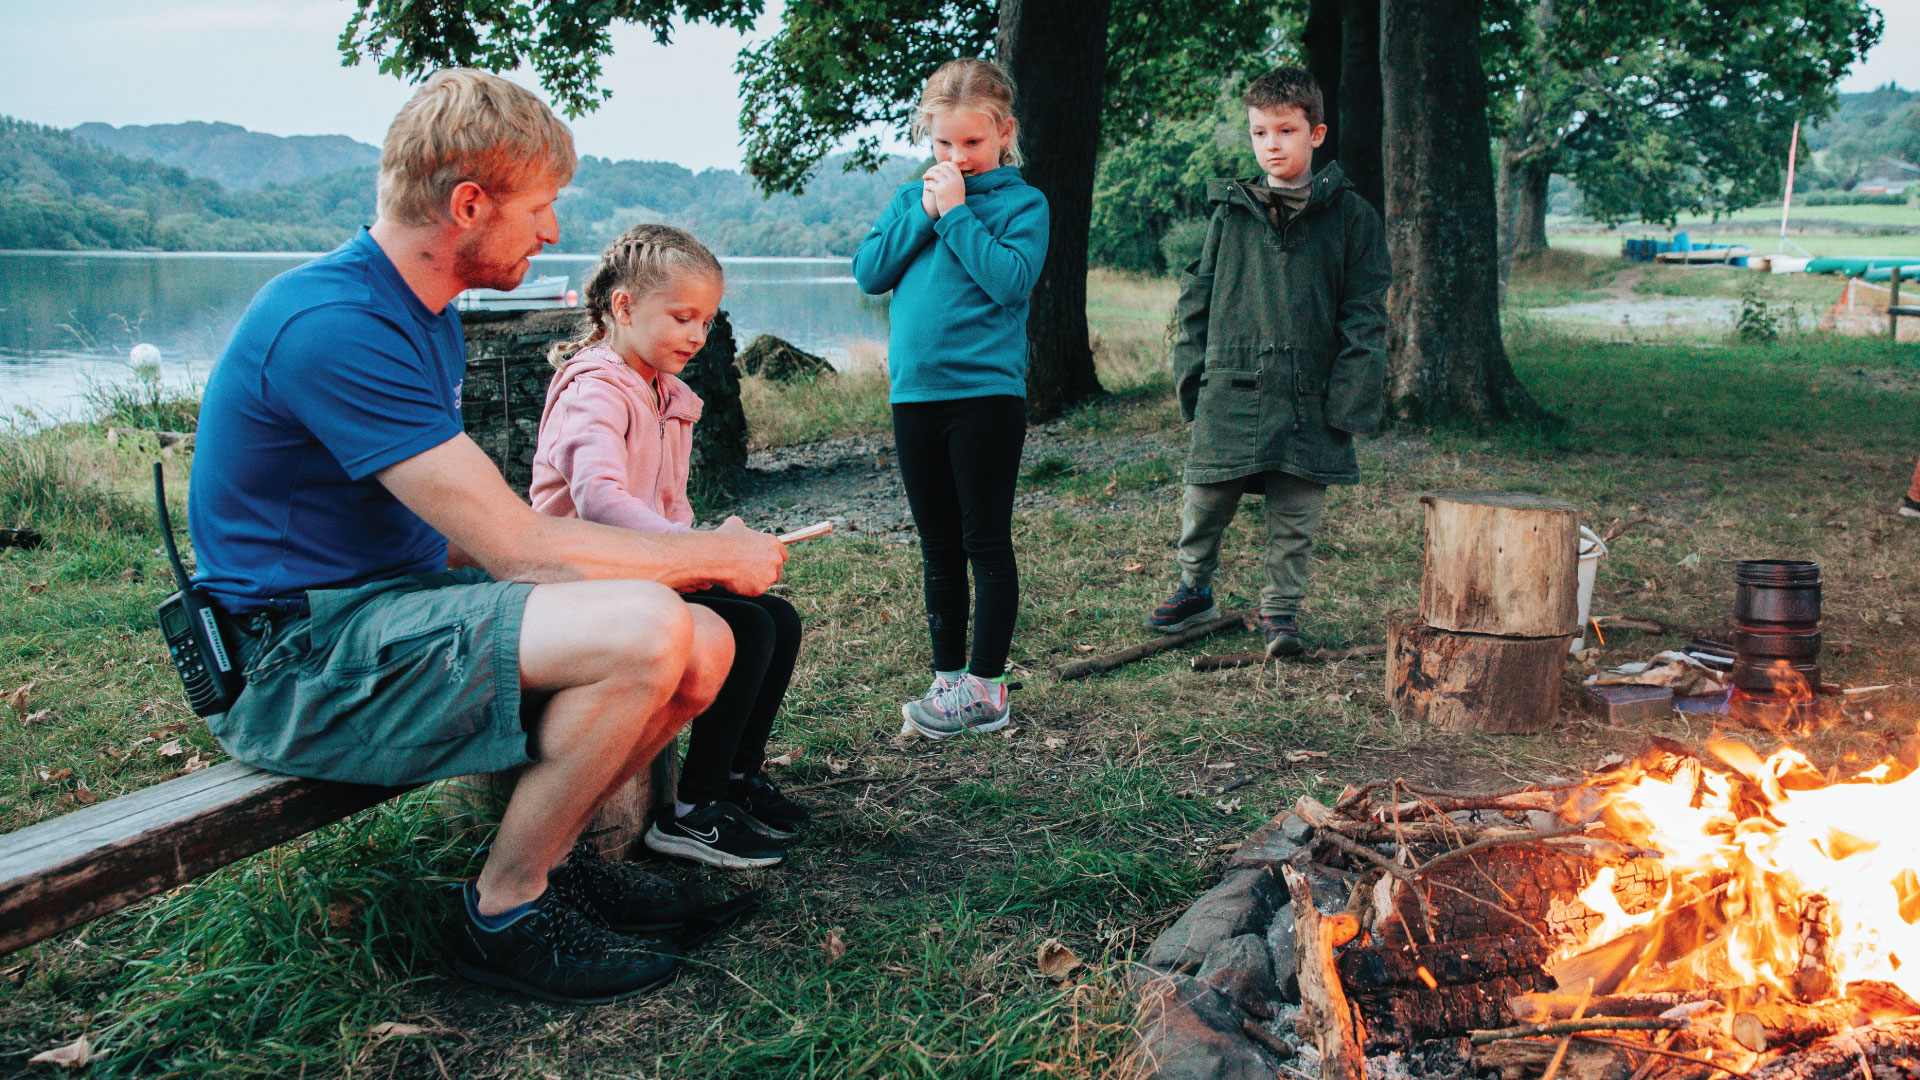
[1570,525,1608,652]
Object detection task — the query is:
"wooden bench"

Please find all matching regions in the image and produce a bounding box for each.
[0,763,407,956]
[0,752,674,958]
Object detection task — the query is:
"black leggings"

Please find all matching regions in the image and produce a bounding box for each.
[891,395,1026,679]
[678,589,802,804]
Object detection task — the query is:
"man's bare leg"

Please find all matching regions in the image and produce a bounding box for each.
[474,581,729,914]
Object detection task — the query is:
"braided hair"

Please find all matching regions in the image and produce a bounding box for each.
[547,223,724,368]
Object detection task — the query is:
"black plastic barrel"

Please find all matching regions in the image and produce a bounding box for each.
[1730,559,1821,724]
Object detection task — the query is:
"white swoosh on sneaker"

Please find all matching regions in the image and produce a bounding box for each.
[687,825,720,843]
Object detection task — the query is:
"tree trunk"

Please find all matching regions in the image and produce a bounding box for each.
[1304,0,1343,170]
[996,0,1109,420]
[1338,0,1384,213]
[1496,145,1553,279]
[1381,0,1542,425]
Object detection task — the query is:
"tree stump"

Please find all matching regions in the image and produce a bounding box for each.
[1386,615,1568,733]
[739,334,832,382]
[439,746,679,861]
[1419,491,1580,638]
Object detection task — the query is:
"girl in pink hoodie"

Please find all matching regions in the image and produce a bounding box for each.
[531,224,808,871]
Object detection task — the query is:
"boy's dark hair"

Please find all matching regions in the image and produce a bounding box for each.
[1243,67,1325,128]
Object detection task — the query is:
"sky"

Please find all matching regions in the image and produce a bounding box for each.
[0,0,1916,171]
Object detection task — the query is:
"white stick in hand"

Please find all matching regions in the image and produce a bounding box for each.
[777,521,834,545]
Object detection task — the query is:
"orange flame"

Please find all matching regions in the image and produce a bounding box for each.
[1561,735,1920,1002]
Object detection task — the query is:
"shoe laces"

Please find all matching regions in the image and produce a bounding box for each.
[925,673,1000,719]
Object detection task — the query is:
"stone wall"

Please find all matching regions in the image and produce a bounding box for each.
[460,308,747,498]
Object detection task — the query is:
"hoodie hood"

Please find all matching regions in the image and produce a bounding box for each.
[1207,161,1356,221]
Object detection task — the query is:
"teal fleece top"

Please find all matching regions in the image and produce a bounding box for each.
[851,166,1049,403]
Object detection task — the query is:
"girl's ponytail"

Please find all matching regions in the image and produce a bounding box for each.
[547,224,725,368]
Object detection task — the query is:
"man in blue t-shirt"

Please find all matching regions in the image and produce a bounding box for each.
[188,70,786,1004]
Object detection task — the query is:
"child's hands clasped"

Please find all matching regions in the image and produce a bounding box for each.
[921,161,967,219]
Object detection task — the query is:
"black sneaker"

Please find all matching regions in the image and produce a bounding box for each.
[728,773,810,839]
[550,846,702,933]
[1144,582,1219,633]
[1261,613,1307,658]
[449,882,679,1004]
[643,801,786,869]
[1901,496,1920,520]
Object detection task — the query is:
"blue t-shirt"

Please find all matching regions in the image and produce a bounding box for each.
[189,228,466,612]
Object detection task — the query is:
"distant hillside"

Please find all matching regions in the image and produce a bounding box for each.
[0,116,371,251]
[71,121,381,190]
[0,113,918,255]
[1804,83,1919,189]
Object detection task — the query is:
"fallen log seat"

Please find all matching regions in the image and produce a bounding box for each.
[0,762,410,956]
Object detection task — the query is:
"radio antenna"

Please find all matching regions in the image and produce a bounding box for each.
[152,462,193,594]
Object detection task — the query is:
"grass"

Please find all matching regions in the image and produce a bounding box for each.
[5,270,1920,1076]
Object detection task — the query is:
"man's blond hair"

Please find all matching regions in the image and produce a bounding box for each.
[378,69,577,226]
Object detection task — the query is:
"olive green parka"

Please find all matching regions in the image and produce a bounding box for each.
[1173,163,1391,488]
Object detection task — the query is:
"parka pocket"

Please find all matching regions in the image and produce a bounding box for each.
[1190,346,1265,469]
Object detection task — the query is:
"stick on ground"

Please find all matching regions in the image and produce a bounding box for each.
[1190,643,1388,671]
[1054,613,1248,680]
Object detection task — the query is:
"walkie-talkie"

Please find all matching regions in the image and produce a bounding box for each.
[153,463,243,716]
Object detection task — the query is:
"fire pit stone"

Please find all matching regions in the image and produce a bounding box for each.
[1144,865,1284,974]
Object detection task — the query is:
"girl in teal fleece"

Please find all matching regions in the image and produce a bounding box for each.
[852,58,1049,740]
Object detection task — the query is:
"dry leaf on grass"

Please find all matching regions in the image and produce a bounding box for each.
[366,1021,426,1039]
[157,739,184,758]
[181,754,208,774]
[1283,750,1328,764]
[1064,608,1080,617]
[23,709,49,725]
[823,928,847,963]
[826,757,849,775]
[28,1035,90,1068]
[6,680,36,718]
[1043,736,1066,751]
[1213,797,1243,814]
[764,748,804,768]
[36,767,72,783]
[998,727,1020,739]
[1036,939,1086,984]
[70,789,97,806]
[27,581,48,594]
[1121,561,1146,573]
[1074,643,1095,652]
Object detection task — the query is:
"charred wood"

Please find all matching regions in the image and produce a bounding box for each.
[1729,1000,1862,1054]
[1510,992,1717,1023]
[1339,933,1552,993]
[1747,1018,1920,1080]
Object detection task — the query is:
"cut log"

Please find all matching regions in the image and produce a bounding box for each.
[1473,1038,1633,1080]
[1419,490,1581,637]
[1387,614,1569,733]
[1282,865,1365,1080]
[1729,1000,1862,1053]
[1339,933,1553,993]
[1747,1018,1920,1080]
[444,747,677,860]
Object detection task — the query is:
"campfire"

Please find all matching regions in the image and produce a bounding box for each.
[1259,735,1920,1080]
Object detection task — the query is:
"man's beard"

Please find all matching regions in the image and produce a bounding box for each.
[453,230,529,292]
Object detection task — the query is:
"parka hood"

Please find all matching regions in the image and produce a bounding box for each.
[1207,162,1357,221]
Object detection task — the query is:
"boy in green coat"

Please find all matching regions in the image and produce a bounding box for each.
[1144,66,1391,657]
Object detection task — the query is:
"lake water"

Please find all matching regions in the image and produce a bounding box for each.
[0,250,890,425]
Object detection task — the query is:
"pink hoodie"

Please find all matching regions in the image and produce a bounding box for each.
[530,344,704,533]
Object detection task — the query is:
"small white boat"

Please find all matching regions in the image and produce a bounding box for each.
[455,275,575,312]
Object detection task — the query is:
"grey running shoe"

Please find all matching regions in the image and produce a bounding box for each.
[1901,496,1920,519]
[1144,582,1220,633]
[900,673,1011,740]
[899,672,958,735]
[643,801,786,870]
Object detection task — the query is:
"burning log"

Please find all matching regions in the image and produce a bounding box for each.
[1469,1017,1687,1045]
[1509,992,1717,1023]
[1473,1038,1635,1080]
[1281,865,1365,1080]
[1791,896,1834,1004]
[1728,1001,1862,1054]
[1340,934,1554,993]
[1746,1018,1920,1080]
